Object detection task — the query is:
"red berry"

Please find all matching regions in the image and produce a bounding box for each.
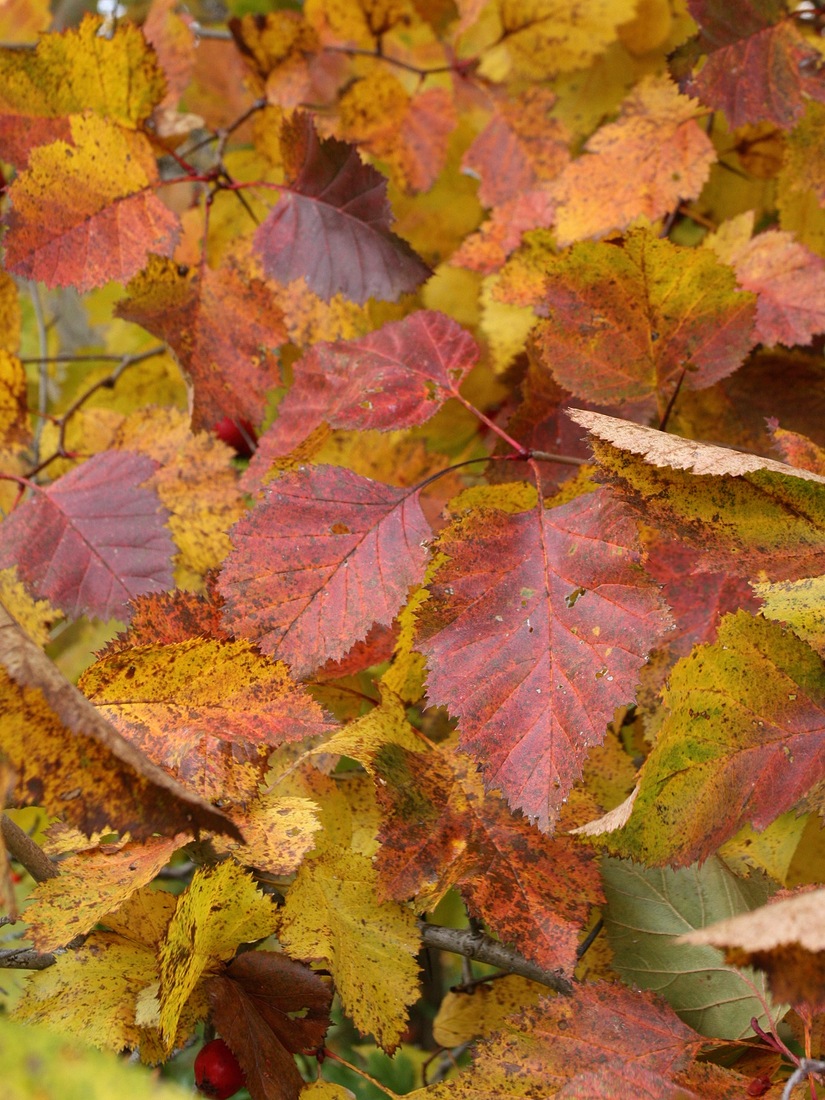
[194,1038,247,1099]
[214,416,257,458]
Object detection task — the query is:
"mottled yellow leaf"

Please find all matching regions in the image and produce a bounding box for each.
[214,795,323,876]
[279,846,419,1052]
[0,568,55,647]
[0,271,21,352]
[0,349,28,448]
[0,15,165,127]
[432,975,544,1047]
[462,0,638,82]
[158,861,280,1044]
[26,834,188,953]
[756,574,825,659]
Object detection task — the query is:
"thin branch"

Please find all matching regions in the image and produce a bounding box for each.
[0,947,60,970]
[1,815,59,883]
[419,921,573,995]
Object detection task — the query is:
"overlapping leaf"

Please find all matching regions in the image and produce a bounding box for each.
[602,856,777,1038]
[253,113,429,303]
[609,612,825,866]
[117,257,286,432]
[0,451,174,621]
[527,228,756,410]
[412,982,711,1099]
[707,213,825,348]
[570,408,825,582]
[0,602,238,841]
[683,2,825,130]
[80,639,332,803]
[418,485,671,829]
[250,311,478,466]
[4,115,179,292]
[551,76,716,246]
[0,15,165,165]
[220,465,431,678]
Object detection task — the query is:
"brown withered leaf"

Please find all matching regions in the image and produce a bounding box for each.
[206,952,332,1100]
[0,601,239,840]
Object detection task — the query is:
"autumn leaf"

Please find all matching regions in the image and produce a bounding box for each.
[683,5,825,130]
[25,834,188,952]
[0,15,165,165]
[158,861,280,1045]
[279,844,419,1053]
[706,212,825,348]
[253,113,430,303]
[0,451,174,621]
[570,408,825,583]
[606,612,825,866]
[324,691,602,975]
[80,638,333,803]
[418,485,670,829]
[13,887,183,1056]
[220,465,431,678]
[117,257,286,432]
[249,311,479,467]
[463,0,639,82]
[410,982,710,1099]
[4,114,179,291]
[527,228,757,411]
[0,601,237,841]
[551,76,716,246]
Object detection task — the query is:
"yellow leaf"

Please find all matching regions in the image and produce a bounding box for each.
[213,795,323,877]
[461,0,638,82]
[0,568,55,647]
[301,1083,356,1099]
[279,846,419,1052]
[25,834,188,953]
[14,931,168,1054]
[158,861,280,1044]
[0,349,28,448]
[0,14,165,127]
[432,975,544,1047]
[0,271,21,351]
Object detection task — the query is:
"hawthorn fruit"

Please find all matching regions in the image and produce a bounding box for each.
[213,416,257,458]
[194,1038,247,1099]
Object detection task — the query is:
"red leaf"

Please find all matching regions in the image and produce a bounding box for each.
[219,466,430,677]
[418,489,670,829]
[253,113,429,304]
[0,451,174,621]
[685,10,825,130]
[248,311,478,467]
[376,746,602,975]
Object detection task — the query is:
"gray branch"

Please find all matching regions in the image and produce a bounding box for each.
[419,922,573,995]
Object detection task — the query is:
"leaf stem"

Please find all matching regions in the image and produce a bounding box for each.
[320,1048,404,1098]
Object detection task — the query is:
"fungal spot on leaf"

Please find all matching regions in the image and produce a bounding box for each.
[565,586,587,608]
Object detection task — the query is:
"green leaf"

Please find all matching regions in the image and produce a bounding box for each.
[601,855,780,1039]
